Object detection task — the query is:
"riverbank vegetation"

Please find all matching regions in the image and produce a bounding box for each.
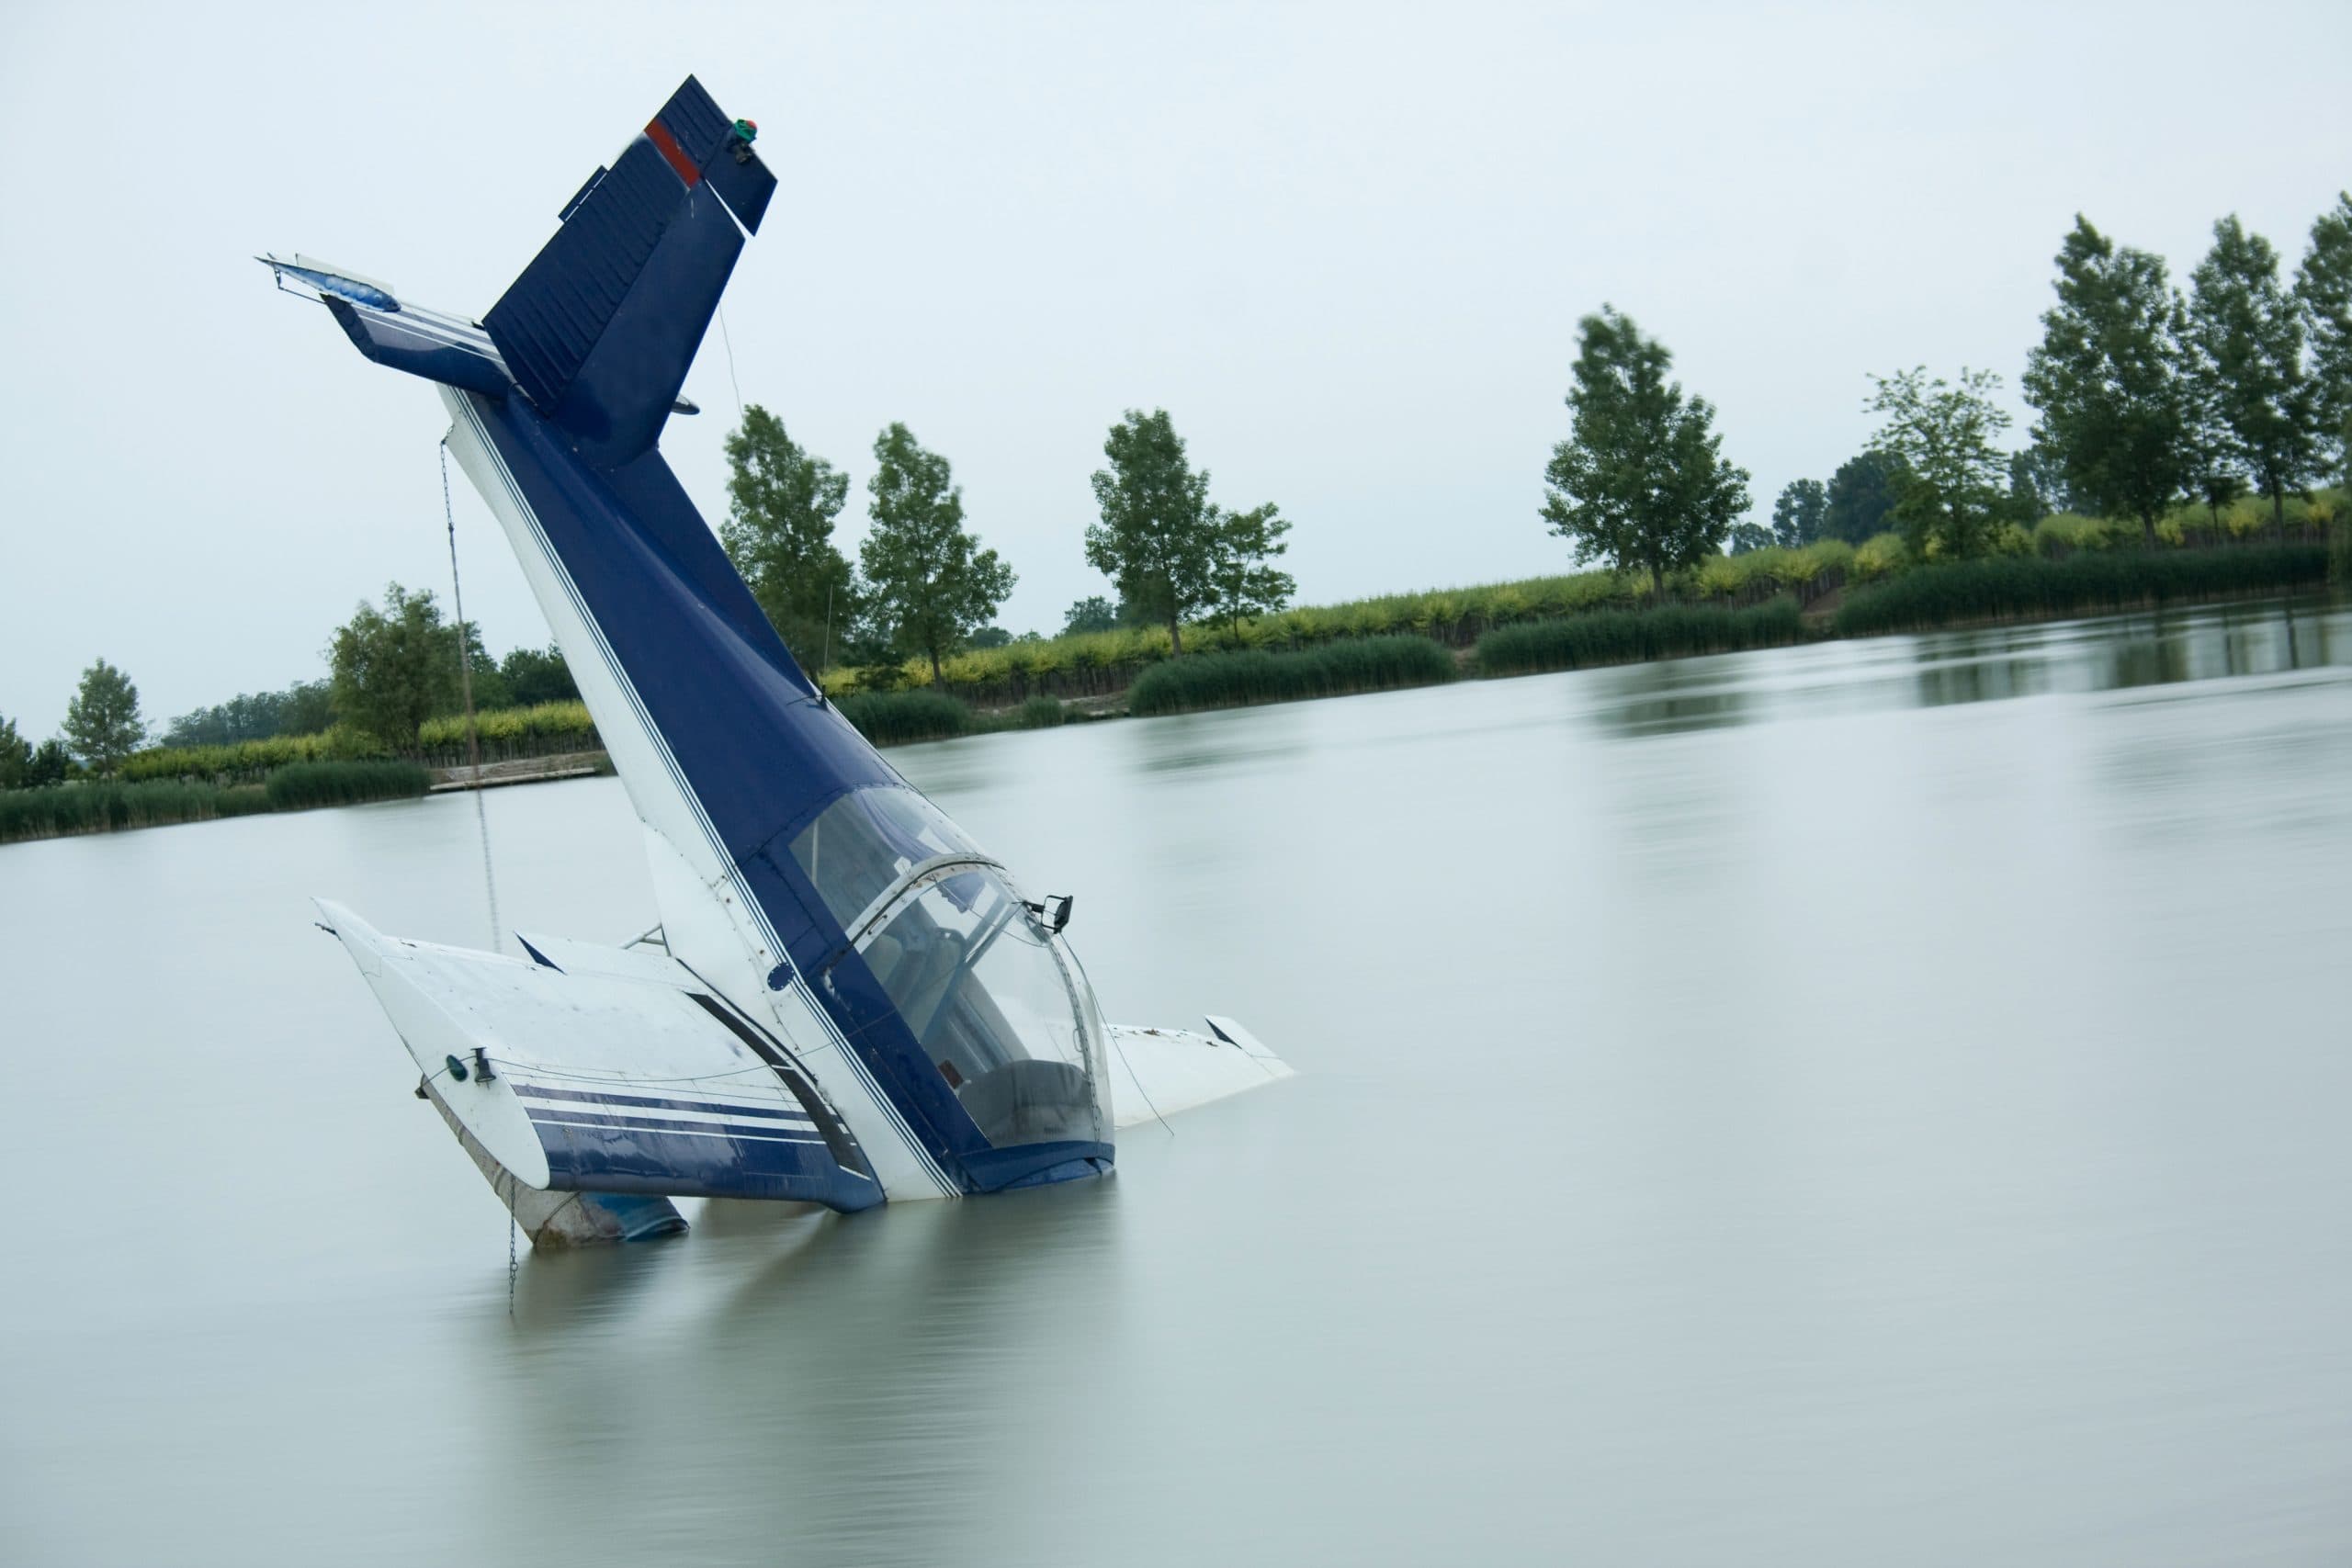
[6,197,2348,839]
[1833,544,2330,637]
[1475,602,1804,676]
[1126,636,1456,716]
[0,760,426,844]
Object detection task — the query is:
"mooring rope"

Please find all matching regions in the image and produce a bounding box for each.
[717,301,745,422]
[440,437,503,954]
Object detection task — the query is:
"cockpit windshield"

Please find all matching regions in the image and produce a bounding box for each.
[789,786,980,933]
[790,787,1108,1149]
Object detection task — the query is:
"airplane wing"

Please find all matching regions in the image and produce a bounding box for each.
[1106,1018,1295,1129]
[317,902,880,1213]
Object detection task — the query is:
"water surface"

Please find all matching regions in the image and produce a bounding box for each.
[6,596,2349,1565]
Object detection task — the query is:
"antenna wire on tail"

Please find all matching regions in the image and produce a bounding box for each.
[440,436,503,954]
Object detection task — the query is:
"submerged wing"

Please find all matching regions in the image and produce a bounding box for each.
[319,903,878,1212]
[1107,1017,1295,1129]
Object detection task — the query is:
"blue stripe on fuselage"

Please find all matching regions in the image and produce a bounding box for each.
[513,1083,814,1123]
[528,1106,822,1143]
[535,1115,876,1205]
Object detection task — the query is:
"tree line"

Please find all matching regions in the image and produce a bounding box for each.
[719,410,1296,681]
[0,603,582,786]
[8,194,2345,786]
[1555,196,2350,579]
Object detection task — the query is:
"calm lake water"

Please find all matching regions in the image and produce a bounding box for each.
[6,596,2351,1566]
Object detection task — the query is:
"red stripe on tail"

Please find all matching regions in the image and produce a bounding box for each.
[644,118,700,186]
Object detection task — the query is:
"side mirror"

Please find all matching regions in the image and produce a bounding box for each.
[1023,895,1074,934]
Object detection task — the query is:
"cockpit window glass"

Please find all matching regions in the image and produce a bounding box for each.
[859,867,1104,1147]
[789,787,979,932]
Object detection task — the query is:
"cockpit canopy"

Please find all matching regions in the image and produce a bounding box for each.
[789,787,1109,1150]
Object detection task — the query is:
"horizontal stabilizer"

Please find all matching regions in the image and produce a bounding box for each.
[318,902,878,1212]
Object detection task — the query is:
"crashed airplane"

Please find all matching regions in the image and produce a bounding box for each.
[272,76,1289,1246]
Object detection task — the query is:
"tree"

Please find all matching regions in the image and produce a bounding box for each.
[2188,215,2321,533]
[1061,595,1121,635]
[1770,479,1827,547]
[24,739,71,788]
[328,584,462,750]
[62,658,146,776]
[1726,520,1774,555]
[2297,192,2352,485]
[1542,305,1751,593]
[0,714,30,789]
[2005,451,2051,526]
[2021,216,2195,546]
[861,423,1015,685]
[1086,410,1219,654]
[2014,442,2077,516]
[719,405,857,673]
[967,626,1014,649]
[1206,502,1295,629]
[499,645,578,707]
[1824,449,1905,542]
[1864,367,2013,558]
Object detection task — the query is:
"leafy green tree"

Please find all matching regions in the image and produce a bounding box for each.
[24,739,71,788]
[719,405,858,673]
[2188,215,2322,533]
[1864,367,2013,558]
[861,423,1015,685]
[1542,305,1751,593]
[2297,192,2352,485]
[1061,595,1121,635]
[1770,479,1827,547]
[2021,217,2195,546]
[2015,443,2077,516]
[62,658,146,776]
[1207,502,1296,628]
[967,626,1014,649]
[0,714,30,789]
[1726,520,1774,555]
[498,645,577,706]
[2004,452,2051,526]
[328,584,462,750]
[1086,410,1219,654]
[1824,449,1905,542]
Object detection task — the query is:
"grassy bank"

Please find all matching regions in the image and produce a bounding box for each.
[1127,635,1457,716]
[834,690,1076,746]
[1834,545,2331,637]
[0,760,427,844]
[804,488,2342,708]
[1474,600,1804,676]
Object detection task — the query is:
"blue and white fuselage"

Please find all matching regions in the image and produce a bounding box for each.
[280,78,1288,1241]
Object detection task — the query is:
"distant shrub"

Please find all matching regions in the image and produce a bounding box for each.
[0,776,311,842]
[1474,600,1804,676]
[1834,545,2330,636]
[264,760,432,810]
[419,700,597,760]
[1850,532,1911,583]
[1011,696,1068,728]
[834,689,974,746]
[1126,637,1456,716]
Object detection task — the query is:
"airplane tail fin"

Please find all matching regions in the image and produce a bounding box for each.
[266,76,772,466]
[483,75,775,465]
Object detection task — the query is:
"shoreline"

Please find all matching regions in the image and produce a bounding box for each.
[9,581,2338,848]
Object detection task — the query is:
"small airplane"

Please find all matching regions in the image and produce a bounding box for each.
[271,77,1290,1246]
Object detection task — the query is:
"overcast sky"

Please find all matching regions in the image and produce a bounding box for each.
[3,1,2346,737]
